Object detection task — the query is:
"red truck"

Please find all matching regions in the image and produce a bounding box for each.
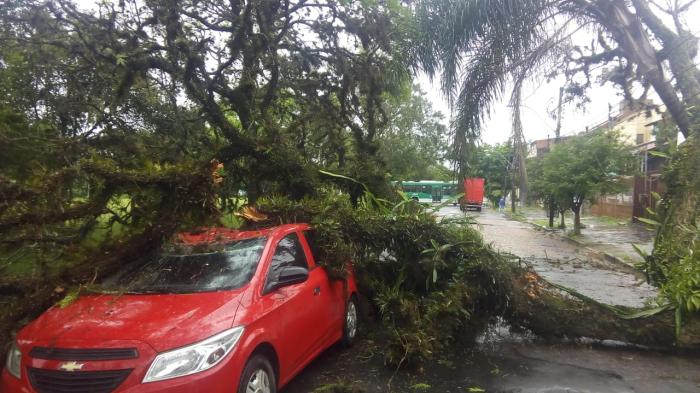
[459,178,485,212]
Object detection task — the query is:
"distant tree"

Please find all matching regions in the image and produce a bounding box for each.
[379,85,452,181]
[535,131,636,235]
[529,155,571,229]
[472,143,512,207]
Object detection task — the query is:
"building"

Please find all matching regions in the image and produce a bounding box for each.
[529,100,669,221]
[632,140,666,220]
[601,100,662,145]
[587,102,667,220]
[528,136,572,158]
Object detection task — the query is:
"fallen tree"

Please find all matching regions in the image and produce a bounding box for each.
[251,191,700,365]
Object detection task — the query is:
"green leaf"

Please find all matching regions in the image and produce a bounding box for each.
[691,295,700,311]
[318,170,367,189]
[631,243,648,258]
[115,54,127,66]
[648,150,670,159]
[57,287,81,309]
[432,267,438,283]
[636,216,661,227]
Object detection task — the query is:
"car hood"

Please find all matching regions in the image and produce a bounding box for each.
[20,289,247,353]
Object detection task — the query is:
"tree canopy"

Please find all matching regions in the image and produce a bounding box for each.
[531,131,637,234]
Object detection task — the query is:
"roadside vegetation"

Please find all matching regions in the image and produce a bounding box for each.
[528,130,637,235]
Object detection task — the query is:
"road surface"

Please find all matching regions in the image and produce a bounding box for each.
[444,206,657,308]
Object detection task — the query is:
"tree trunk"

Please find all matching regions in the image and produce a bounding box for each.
[504,266,700,349]
[548,200,556,228]
[554,86,564,139]
[572,204,582,235]
[559,209,566,229]
[511,83,529,206]
[595,0,695,137]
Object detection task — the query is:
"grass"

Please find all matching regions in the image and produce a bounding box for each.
[533,218,556,228]
[581,215,629,226]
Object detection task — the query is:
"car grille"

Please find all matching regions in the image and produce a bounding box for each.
[30,347,138,361]
[28,368,132,393]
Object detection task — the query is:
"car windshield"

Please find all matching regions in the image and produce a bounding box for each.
[99,237,267,294]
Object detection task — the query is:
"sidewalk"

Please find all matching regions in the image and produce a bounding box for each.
[510,207,655,269]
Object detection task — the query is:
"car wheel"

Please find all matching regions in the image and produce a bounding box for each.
[341,296,358,347]
[238,354,276,393]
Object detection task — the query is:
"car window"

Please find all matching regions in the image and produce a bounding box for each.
[303,230,321,263]
[99,237,267,294]
[266,233,309,285]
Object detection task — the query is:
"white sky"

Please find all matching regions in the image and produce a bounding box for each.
[417,72,621,145]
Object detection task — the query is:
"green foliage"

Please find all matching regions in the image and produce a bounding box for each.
[379,84,452,181]
[528,131,636,234]
[254,190,508,365]
[56,287,81,309]
[472,143,513,206]
[659,223,700,334]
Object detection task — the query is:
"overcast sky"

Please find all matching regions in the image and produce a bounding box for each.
[417,71,621,145]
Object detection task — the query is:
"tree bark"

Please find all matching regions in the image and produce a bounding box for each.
[548,200,556,228]
[554,86,564,139]
[559,209,566,229]
[504,266,700,348]
[511,82,529,206]
[592,0,695,137]
[572,203,582,235]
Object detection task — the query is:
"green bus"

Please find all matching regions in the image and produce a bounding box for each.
[396,180,460,203]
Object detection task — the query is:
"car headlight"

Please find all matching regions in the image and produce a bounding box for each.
[143,326,244,383]
[5,341,21,379]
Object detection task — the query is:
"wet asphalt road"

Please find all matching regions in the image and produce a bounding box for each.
[282,207,700,393]
[451,207,657,308]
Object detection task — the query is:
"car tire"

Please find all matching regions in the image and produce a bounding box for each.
[238,354,276,393]
[341,296,358,347]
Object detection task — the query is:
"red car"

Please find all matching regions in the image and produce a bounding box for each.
[2,223,359,393]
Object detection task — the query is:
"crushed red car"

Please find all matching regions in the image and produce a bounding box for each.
[2,223,358,393]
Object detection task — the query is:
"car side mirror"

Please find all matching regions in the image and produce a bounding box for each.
[266,266,309,293]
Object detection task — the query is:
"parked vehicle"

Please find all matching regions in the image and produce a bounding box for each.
[395,180,459,203]
[459,178,485,212]
[1,224,358,393]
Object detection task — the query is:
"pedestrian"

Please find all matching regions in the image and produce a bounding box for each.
[499,196,506,212]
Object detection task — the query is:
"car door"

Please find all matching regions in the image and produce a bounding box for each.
[263,232,327,371]
[300,230,345,340]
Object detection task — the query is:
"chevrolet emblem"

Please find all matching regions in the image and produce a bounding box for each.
[58,361,84,372]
